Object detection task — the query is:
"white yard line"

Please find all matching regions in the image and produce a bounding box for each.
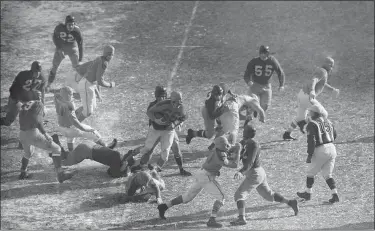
[167,0,199,92]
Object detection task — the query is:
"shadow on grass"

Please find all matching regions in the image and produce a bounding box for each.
[76,192,125,213]
[314,221,374,230]
[335,136,374,145]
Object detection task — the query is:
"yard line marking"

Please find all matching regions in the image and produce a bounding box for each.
[167,0,199,92]
[165,45,203,48]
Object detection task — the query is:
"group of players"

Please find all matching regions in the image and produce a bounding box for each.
[1,15,341,227]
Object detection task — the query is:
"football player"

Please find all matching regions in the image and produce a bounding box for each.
[243,45,285,125]
[1,61,46,127]
[157,136,241,228]
[135,91,187,171]
[129,86,191,176]
[296,104,339,203]
[283,56,339,140]
[73,45,116,122]
[47,15,83,90]
[230,124,298,226]
[18,100,74,182]
[185,85,229,145]
[53,86,117,151]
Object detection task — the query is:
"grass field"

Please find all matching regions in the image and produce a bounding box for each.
[1,1,374,230]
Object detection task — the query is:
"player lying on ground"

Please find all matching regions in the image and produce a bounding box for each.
[134,91,188,171]
[230,124,298,226]
[283,56,340,140]
[72,45,116,123]
[121,165,165,204]
[17,100,75,183]
[127,86,191,176]
[51,136,130,178]
[242,45,285,126]
[296,103,339,203]
[157,136,241,228]
[1,61,46,127]
[47,15,83,90]
[53,86,117,151]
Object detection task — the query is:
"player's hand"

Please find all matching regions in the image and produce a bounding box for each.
[306,156,312,163]
[247,81,253,87]
[234,172,244,180]
[223,159,229,165]
[278,86,284,92]
[156,197,163,205]
[333,88,340,98]
[309,91,316,100]
[110,81,116,88]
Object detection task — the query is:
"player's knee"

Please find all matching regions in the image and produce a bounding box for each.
[182,193,195,204]
[262,191,275,202]
[205,130,215,139]
[234,190,246,202]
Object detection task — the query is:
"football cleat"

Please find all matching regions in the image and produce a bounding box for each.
[207,217,223,228]
[57,169,75,183]
[180,168,192,176]
[328,193,339,204]
[107,138,118,149]
[157,203,168,219]
[297,191,311,201]
[19,171,32,180]
[283,131,297,141]
[207,142,215,150]
[287,199,299,216]
[186,129,194,144]
[230,217,247,226]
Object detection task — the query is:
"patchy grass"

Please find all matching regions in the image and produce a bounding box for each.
[1,1,374,230]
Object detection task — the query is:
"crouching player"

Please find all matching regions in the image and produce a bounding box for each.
[157,136,241,228]
[53,86,117,151]
[122,166,165,204]
[18,100,74,183]
[297,104,339,203]
[52,136,128,178]
[230,124,298,226]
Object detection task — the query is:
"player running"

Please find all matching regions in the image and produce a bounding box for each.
[283,56,340,140]
[1,61,46,127]
[129,86,191,176]
[17,100,74,182]
[296,104,339,204]
[157,136,241,228]
[243,45,285,125]
[47,15,83,90]
[134,91,187,171]
[230,124,298,226]
[73,45,116,122]
[53,86,117,151]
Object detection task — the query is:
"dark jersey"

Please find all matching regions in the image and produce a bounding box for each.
[53,23,83,49]
[306,117,337,156]
[9,70,46,102]
[244,56,285,86]
[19,100,44,131]
[238,138,261,174]
[148,99,187,130]
[205,96,225,120]
[91,145,122,170]
[147,100,158,127]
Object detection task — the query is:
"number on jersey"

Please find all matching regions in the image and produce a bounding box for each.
[254,65,273,77]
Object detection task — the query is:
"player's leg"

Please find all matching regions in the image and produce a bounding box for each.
[186,106,215,144]
[156,130,175,169]
[67,48,80,70]
[260,86,272,112]
[320,144,339,203]
[204,177,226,228]
[158,169,206,219]
[134,127,162,169]
[48,48,65,89]
[256,167,298,215]
[171,131,191,176]
[244,84,262,126]
[283,90,309,140]
[18,131,34,179]
[76,79,96,122]
[139,135,160,166]
[1,97,21,126]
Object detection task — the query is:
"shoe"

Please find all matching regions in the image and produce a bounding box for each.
[157,203,168,219]
[297,120,307,134]
[57,169,75,183]
[328,193,339,203]
[107,138,118,149]
[186,129,194,144]
[297,191,311,201]
[207,142,215,150]
[19,171,32,180]
[230,217,247,226]
[180,168,192,176]
[51,134,60,145]
[288,199,299,216]
[283,131,297,141]
[207,217,222,228]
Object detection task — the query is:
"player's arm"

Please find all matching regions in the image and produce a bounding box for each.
[238,142,259,173]
[52,25,63,49]
[205,100,226,120]
[243,60,254,84]
[96,58,113,88]
[324,82,337,93]
[224,143,241,168]
[75,28,84,62]
[68,110,94,132]
[272,57,285,87]
[9,73,22,100]
[306,123,317,162]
